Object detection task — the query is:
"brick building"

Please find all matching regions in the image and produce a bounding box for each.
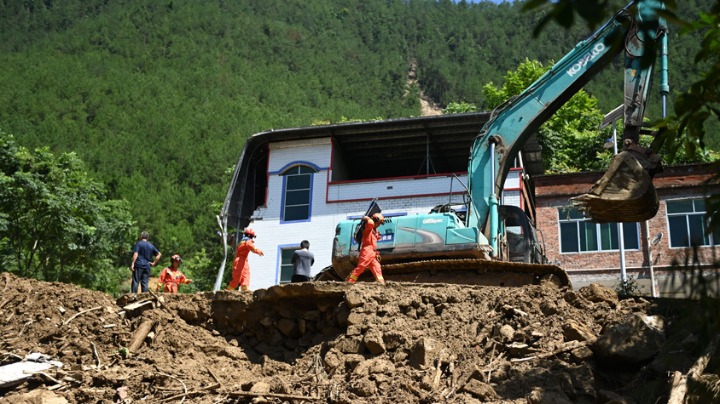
[535,163,720,296]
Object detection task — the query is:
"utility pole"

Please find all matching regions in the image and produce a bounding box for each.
[601,105,628,293]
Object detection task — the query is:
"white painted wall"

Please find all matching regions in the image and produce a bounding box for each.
[241,136,474,290]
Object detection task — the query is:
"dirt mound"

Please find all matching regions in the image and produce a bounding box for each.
[1,272,718,403]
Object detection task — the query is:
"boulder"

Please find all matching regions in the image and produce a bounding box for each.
[579,284,619,306]
[593,314,665,366]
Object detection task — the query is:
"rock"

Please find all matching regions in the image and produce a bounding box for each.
[346,312,365,327]
[335,337,365,354]
[564,291,592,309]
[593,313,665,366]
[350,377,377,397]
[409,337,444,369]
[353,358,396,377]
[346,325,362,336]
[250,381,271,393]
[3,390,69,403]
[302,310,320,321]
[570,346,594,363]
[462,379,498,401]
[323,349,342,370]
[497,324,515,341]
[345,290,365,308]
[526,387,574,404]
[579,283,619,306]
[382,331,405,351]
[563,320,596,342]
[344,354,365,371]
[363,330,386,355]
[276,318,298,338]
[540,301,559,316]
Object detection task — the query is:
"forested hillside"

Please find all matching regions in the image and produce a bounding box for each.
[0,0,716,291]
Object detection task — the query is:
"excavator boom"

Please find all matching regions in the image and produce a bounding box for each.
[318,0,668,287]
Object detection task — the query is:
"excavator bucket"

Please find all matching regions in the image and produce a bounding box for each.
[572,151,659,223]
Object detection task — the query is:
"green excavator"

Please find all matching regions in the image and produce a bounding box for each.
[316,0,669,286]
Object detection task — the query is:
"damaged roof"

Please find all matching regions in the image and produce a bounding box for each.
[252,112,544,179]
[221,112,545,228]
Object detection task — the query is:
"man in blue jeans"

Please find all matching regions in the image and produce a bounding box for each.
[130,231,161,293]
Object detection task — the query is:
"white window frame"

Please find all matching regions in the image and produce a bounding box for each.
[558,207,640,254]
[277,245,296,284]
[666,198,717,248]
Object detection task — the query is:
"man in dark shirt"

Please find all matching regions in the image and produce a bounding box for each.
[291,240,314,282]
[130,231,161,293]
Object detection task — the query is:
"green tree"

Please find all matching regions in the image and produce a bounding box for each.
[0,133,134,294]
[482,59,605,173]
[443,101,477,114]
[523,0,720,232]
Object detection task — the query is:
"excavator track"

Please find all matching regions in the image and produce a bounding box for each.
[316,258,571,288]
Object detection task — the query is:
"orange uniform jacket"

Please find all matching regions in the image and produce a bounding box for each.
[347,217,384,283]
[158,267,190,294]
[228,239,263,289]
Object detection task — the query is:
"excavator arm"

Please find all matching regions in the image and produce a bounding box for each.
[572,1,669,222]
[467,0,668,255]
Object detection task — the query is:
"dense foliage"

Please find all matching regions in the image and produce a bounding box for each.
[0,0,717,291]
[0,133,133,294]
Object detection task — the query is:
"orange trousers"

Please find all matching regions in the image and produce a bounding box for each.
[227,261,250,290]
[347,252,384,283]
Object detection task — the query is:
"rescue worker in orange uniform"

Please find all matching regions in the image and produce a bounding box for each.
[157,254,192,294]
[346,213,385,284]
[227,228,264,291]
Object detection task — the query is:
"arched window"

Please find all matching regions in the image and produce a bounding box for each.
[281,165,316,222]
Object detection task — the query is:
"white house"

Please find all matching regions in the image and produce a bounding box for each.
[217,113,544,290]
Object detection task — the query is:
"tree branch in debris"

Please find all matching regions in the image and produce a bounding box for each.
[128,319,155,354]
[227,391,320,401]
[159,372,188,404]
[668,334,720,404]
[62,306,103,326]
[510,339,594,363]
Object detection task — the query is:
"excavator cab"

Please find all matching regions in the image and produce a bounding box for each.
[498,205,547,265]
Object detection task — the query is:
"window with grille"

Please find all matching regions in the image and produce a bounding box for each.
[558,207,639,253]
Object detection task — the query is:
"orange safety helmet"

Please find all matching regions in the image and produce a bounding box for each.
[371,213,385,225]
[243,228,257,238]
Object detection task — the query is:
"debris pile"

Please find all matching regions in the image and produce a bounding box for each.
[0,272,718,403]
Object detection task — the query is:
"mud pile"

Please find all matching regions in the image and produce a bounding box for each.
[1,272,718,403]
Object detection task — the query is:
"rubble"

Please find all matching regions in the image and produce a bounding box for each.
[0,272,718,403]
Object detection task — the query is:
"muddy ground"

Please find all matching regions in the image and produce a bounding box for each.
[1,272,719,403]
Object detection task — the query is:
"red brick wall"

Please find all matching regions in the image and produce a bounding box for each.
[534,164,720,273]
